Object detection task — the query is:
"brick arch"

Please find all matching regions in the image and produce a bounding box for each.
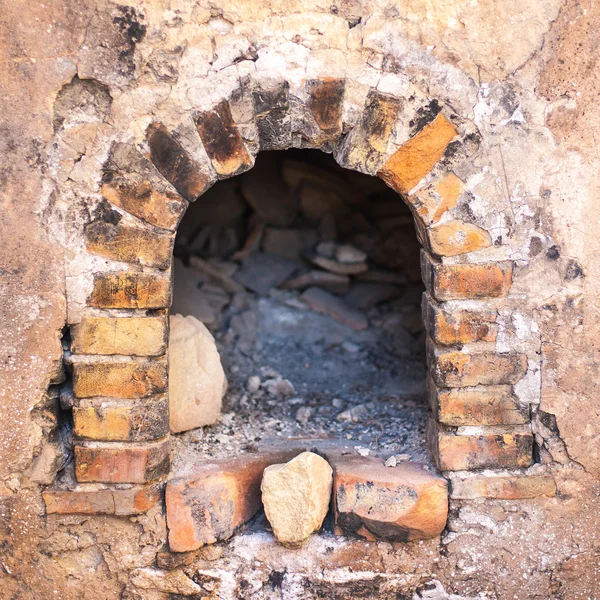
[44,75,533,518]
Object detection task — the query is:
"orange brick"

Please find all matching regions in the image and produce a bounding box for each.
[89,272,171,309]
[43,483,163,515]
[378,113,458,194]
[85,221,174,269]
[196,100,253,177]
[423,294,497,345]
[421,251,513,300]
[73,396,169,441]
[428,420,533,471]
[101,177,187,231]
[326,454,448,542]
[450,475,556,499]
[72,359,167,398]
[428,343,527,388]
[166,451,298,552]
[430,383,528,426]
[75,440,170,483]
[427,220,492,257]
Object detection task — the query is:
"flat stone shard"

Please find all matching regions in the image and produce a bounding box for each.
[166,452,297,552]
[329,455,448,541]
[450,475,557,500]
[301,286,368,330]
[168,315,226,433]
[261,451,333,545]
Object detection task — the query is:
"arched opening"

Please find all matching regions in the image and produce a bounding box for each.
[168,149,430,468]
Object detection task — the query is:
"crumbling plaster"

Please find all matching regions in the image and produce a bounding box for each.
[1,0,599,597]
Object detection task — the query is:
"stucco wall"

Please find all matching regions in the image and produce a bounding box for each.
[0,1,599,597]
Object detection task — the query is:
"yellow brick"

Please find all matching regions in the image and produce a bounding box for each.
[71,316,167,356]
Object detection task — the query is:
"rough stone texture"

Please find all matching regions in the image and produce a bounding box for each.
[2,0,600,597]
[329,455,448,541]
[168,315,226,433]
[261,451,332,545]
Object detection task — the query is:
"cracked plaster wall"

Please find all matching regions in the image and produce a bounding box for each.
[0,0,599,598]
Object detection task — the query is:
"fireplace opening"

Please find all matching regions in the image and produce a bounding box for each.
[168,150,431,471]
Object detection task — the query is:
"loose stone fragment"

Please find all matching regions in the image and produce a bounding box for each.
[327,455,448,541]
[308,253,368,275]
[301,287,368,330]
[335,244,367,264]
[169,315,227,433]
[280,270,350,295]
[234,252,298,295]
[261,451,333,545]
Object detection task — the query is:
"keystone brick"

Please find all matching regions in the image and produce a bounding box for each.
[146,122,211,200]
[196,100,253,177]
[71,315,167,356]
[428,420,533,471]
[430,383,529,426]
[72,359,167,398]
[423,294,497,345]
[252,82,291,150]
[326,454,448,542]
[427,220,492,257]
[450,475,556,499]
[73,396,169,441]
[85,221,174,270]
[75,440,171,483]
[307,78,345,138]
[428,343,528,387]
[101,176,187,231]
[421,251,513,300]
[378,112,458,194]
[166,451,297,552]
[43,483,163,515]
[89,272,171,309]
[338,90,402,173]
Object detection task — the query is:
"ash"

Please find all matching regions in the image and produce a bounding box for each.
[171,150,432,472]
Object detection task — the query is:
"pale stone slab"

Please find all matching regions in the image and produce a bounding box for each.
[261,451,333,545]
[168,315,227,433]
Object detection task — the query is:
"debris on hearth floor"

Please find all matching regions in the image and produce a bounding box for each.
[170,149,429,471]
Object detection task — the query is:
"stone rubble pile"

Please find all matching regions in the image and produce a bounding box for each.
[172,150,424,340]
